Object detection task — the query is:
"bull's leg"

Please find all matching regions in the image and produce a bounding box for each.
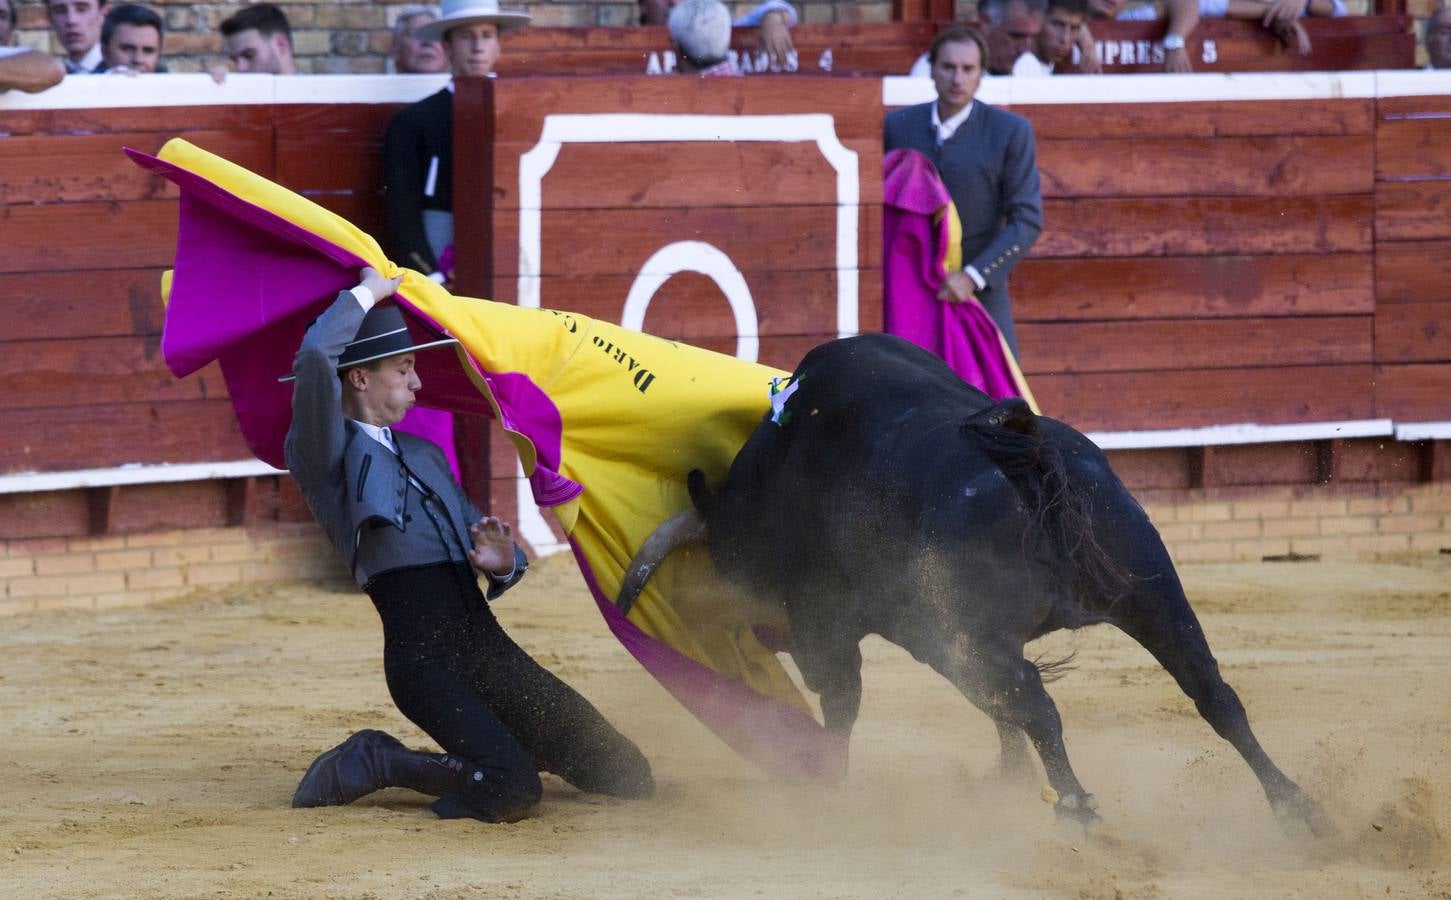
[1108,592,1335,838]
[993,722,1036,782]
[917,633,1101,828]
[789,617,865,741]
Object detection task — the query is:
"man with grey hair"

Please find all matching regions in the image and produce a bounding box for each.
[390,4,447,74]
[668,0,736,74]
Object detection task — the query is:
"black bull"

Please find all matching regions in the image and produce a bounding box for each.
[621,334,1332,834]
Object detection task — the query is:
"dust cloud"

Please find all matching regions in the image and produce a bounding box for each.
[0,555,1447,898]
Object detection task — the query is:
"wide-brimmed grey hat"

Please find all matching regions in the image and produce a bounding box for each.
[280,304,457,383]
[413,0,531,40]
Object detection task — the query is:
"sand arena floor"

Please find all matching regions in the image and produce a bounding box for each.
[0,554,1447,899]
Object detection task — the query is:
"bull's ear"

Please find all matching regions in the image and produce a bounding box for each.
[968,398,1038,436]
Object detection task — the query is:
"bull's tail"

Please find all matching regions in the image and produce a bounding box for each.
[959,399,1129,611]
[1031,649,1078,683]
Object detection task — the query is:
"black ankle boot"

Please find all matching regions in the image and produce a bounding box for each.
[292,729,470,808]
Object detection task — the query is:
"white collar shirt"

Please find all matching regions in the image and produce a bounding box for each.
[931,99,973,147]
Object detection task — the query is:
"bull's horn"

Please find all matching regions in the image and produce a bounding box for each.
[617,507,708,615]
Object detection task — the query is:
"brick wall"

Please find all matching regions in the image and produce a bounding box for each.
[2,480,1446,617]
[0,522,345,616]
[9,0,1412,75]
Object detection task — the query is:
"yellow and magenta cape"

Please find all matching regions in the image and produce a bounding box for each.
[130,139,844,779]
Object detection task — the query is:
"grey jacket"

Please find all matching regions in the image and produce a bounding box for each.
[283,291,526,593]
[883,99,1043,353]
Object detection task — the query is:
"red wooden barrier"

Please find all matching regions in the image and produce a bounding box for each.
[493,18,1413,79]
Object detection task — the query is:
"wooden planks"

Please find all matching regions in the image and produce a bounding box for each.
[1375,240,1451,305]
[6,401,252,472]
[1374,302,1451,363]
[1035,195,1372,258]
[1018,316,1372,374]
[488,18,1411,78]
[1030,364,1374,432]
[1037,135,1373,198]
[1014,254,1373,321]
[0,339,230,411]
[1374,92,1451,404]
[0,101,403,486]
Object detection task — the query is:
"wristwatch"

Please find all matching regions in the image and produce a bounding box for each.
[1162,33,1186,51]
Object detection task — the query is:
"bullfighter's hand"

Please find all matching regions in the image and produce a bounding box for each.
[757,10,795,69]
[468,516,517,577]
[936,270,977,303]
[1164,46,1193,73]
[359,267,404,304]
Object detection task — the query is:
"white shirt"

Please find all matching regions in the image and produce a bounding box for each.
[930,98,973,146]
[65,43,103,74]
[1012,52,1054,77]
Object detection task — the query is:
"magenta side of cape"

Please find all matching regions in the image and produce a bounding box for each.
[881,149,1027,403]
[571,543,847,781]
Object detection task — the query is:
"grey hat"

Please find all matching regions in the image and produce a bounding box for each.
[280,304,457,383]
[412,0,531,41]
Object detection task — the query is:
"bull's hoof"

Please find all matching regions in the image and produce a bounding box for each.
[1272,793,1339,841]
[1054,792,1102,830]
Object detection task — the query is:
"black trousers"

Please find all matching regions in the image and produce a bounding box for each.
[367,563,654,821]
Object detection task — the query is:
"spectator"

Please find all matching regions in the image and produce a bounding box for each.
[47,0,107,73]
[669,0,738,74]
[885,26,1043,356]
[1426,5,1451,68]
[1014,0,1089,75]
[907,0,1048,77]
[391,4,448,74]
[1085,0,1199,72]
[98,3,164,73]
[642,0,798,70]
[1,0,15,46]
[219,3,295,74]
[384,0,529,282]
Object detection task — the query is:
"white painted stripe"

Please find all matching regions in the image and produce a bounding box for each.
[1083,419,1395,450]
[5,70,1451,114]
[0,73,449,111]
[1394,422,1451,441]
[884,71,1384,108]
[1374,70,1451,99]
[0,460,286,495]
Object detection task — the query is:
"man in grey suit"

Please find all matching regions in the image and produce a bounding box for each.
[284,268,654,823]
[884,25,1043,356]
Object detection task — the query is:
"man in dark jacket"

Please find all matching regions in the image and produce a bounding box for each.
[884,26,1043,356]
[286,268,654,823]
[383,0,529,284]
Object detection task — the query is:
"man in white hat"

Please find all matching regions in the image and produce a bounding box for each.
[286,268,655,823]
[383,0,529,284]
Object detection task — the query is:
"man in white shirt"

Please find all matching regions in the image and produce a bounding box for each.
[46,0,106,73]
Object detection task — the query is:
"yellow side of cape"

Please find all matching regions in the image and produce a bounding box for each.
[158,138,813,716]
